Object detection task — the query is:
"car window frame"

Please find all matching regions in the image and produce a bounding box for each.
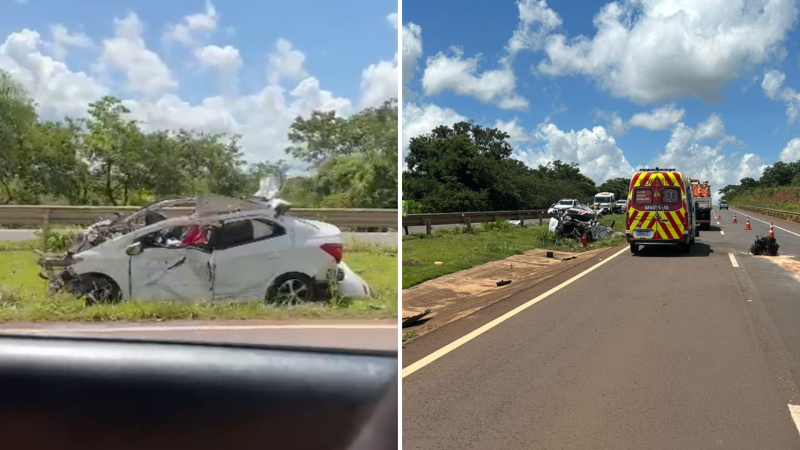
[211,217,287,252]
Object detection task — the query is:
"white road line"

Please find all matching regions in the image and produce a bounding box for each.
[0,324,397,334]
[720,230,725,235]
[788,405,800,440]
[403,246,629,378]
[731,209,800,238]
[729,253,739,268]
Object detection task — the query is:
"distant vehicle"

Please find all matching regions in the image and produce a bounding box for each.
[614,199,627,213]
[719,200,728,210]
[592,192,616,215]
[626,168,695,254]
[548,199,582,215]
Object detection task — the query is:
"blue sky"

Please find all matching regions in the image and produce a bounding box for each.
[402,0,800,191]
[0,0,398,165]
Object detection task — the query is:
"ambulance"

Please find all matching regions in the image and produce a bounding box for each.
[626,168,695,254]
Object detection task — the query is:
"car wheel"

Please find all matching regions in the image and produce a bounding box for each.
[266,273,316,306]
[630,243,639,254]
[681,243,691,254]
[72,275,121,305]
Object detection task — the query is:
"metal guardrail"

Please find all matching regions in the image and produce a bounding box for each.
[402,209,553,235]
[0,205,398,231]
[736,205,800,223]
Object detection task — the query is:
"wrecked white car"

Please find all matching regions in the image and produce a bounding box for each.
[37,179,371,306]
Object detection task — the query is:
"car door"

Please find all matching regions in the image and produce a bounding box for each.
[210,218,293,301]
[129,229,214,300]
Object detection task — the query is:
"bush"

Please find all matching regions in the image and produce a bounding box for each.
[33,229,78,252]
[481,220,515,232]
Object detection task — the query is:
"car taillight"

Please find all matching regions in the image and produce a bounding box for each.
[320,243,343,264]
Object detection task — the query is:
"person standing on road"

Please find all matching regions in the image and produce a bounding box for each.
[402,197,409,235]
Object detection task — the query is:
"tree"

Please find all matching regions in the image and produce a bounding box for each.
[759,162,795,187]
[284,98,398,208]
[0,70,397,209]
[598,177,631,201]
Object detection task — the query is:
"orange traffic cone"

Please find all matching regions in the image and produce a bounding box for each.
[717,211,721,220]
[733,214,738,223]
[769,222,775,238]
[745,218,752,230]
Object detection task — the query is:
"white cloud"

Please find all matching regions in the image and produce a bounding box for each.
[359,14,400,109]
[194,44,241,70]
[268,38,307,85]
[597,104,685,135]
[494,118,532,149]
[762,69,800,123]
[780,137,800,162]
[505,0,562,59]
[48,24,92,60]
[401,102,467,161]
[517,122,635,183]
[649,115,763,193]
[402,22,423,95]
[360,55,398,109]
[0,13,361,165]
[535,0,798,104]
[0,29,108,120]
[422,47,528,110]
[628,104,685,130]
[97,12,177,95]
[165,0,218,46]
[387,13,398,30]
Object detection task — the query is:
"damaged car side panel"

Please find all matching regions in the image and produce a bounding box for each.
[210,217,294,301]
[130,247,213,301]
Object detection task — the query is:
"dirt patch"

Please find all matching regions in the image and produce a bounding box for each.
[401,247,612,340]
[757,255,800,282]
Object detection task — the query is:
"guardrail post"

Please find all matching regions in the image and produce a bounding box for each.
[425,218,432,235]
[41,210,51,251]
[519,214,524,227]
[466,216,472,232]
[538,212,543,225]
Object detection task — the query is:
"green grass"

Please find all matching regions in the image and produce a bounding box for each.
[402,215,626,289]
[0,240,397,322]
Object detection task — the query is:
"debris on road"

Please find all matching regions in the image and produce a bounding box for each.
[496,280,512,287]
[434,261,444,266]
[561,256,577,261]
[749,235,780,256]
[402,308,433,328]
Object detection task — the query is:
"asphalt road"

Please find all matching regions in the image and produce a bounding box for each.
[0,229,397,245]
[0,319,398,351]
[403,208,800,449]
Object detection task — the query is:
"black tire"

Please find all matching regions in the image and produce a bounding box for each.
[681,243,691,254]
[72,274,121,305]
[265,273,316,306]
[630,243,639,254]
[695,228,700,236]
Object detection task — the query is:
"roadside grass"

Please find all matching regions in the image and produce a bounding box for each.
[0,239,397,322]
[402,215,626,289]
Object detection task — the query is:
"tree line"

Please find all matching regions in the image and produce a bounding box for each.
[402,121,630,213]
[720,161,800,202]
[0,69,398,208]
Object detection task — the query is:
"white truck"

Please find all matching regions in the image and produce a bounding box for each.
[592,192,616,215]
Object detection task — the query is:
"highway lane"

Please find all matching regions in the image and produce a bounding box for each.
[0,319,398,351]
[403,215,800,449]
[0,229,398,245]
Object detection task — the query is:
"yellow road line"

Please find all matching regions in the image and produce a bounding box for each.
[403,246,629,378]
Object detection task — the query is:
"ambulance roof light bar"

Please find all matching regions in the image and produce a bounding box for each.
[637,167,676,172]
